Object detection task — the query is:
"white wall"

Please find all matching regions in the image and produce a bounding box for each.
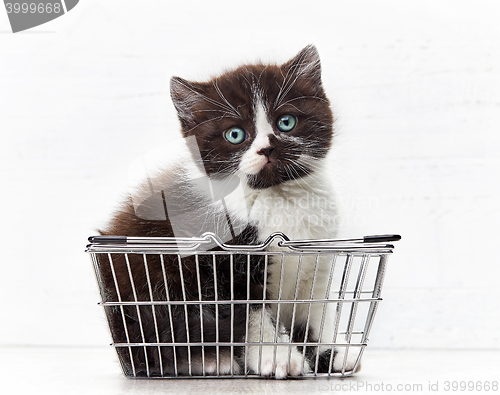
[0,0,498,349]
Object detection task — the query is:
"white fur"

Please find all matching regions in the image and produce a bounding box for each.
[238,102,273,175]
[224,105,348,377]
[246,170,339,335]
[177,353,241,376]
[246,306,309,378]
[166,91,349,377]
[332,341,361,373]
[238,172,341,377]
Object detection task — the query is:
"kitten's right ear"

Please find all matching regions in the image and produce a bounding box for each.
[170,76,205,134]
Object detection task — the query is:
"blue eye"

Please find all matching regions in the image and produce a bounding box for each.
[276,114,297,132]
[224,127,247,144]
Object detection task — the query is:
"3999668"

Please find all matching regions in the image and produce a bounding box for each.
[5,2,62,14]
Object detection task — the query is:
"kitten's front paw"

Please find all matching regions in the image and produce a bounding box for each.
[188,353,240,376]
[204,354,241,375]
[333,346,361,374]
[255,346,310,379]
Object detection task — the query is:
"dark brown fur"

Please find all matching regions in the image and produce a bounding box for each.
[96,221,264,376]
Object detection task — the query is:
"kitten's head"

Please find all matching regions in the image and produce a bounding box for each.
[170,45,333,190]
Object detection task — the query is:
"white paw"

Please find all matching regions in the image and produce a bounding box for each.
[333,346,360,373]
[188,353,240,376]
[254,346,310,379]
[204,354,241,375]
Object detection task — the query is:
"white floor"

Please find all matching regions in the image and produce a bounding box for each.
[1,347,498,394]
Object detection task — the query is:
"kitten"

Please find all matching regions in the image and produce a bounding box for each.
[98,45,357,378]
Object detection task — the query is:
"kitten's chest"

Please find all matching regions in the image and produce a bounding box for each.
[247,179,338,242]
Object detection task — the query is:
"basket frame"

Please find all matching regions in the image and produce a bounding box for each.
[86,232,397,379]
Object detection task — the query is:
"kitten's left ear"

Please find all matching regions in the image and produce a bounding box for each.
[282,45,324,91]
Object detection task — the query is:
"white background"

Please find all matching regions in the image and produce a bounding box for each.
[0,0,499,353]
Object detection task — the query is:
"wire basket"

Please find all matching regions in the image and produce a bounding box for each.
[86,232,399,379]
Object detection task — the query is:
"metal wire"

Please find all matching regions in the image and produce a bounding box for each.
[87,233,398,379]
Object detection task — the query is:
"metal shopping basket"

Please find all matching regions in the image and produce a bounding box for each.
[86,232,400,379]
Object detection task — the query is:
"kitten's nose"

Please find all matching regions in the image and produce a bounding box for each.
[257,147,274,158]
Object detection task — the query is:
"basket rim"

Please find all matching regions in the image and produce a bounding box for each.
[86,232,400,254]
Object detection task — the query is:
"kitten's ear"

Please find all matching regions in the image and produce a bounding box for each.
[170,76,206,134]
[282,45,324,92]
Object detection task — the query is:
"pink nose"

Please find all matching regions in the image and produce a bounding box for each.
[257,147,274,158]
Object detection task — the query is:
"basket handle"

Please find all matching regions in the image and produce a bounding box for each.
[279,234,401,247]
[363,235,401,243]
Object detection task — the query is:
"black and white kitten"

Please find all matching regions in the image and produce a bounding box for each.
[100,45,357,378]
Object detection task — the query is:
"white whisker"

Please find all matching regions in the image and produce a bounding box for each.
[184,114,227,134]
[275,96,328,111]
[213,78,242,119]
